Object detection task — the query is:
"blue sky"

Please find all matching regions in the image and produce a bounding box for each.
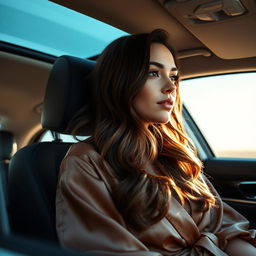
[0,0,128,57]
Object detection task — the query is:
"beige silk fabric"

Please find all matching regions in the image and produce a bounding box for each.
[56,142,256,255]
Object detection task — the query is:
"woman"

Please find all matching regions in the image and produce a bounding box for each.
[56,29,256,255]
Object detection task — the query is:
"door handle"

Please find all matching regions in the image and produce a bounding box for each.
[238,181,256,200]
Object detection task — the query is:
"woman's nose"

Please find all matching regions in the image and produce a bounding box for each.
[162,79,176,94]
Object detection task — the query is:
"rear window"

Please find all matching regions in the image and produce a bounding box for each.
[40,131,88,143]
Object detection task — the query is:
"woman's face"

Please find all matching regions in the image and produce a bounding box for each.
[133,43,178,126]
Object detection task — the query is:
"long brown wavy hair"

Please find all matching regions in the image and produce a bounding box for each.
[71,29,216,232]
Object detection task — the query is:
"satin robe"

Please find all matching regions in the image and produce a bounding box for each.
[56,142,256,255]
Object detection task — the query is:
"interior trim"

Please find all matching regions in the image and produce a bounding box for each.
[222,197,256,205]
[0,42,56,64]
[182,106,214,160]
[177,48,212,59]
[0,163,10,235]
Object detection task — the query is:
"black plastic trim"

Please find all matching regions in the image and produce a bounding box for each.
[0,41,56,64]
[0,163,10,236]
[182,105,214,158]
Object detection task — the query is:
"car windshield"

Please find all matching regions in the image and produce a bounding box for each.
[0,0,128,58]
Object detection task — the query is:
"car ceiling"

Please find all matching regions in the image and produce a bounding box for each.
[53,0,256,59]
[0,0,256,149]
[50,0,256,75]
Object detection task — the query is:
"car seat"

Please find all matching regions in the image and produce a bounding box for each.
[0,130,14,202]
[0,130,13,236]
[8,55,95,243]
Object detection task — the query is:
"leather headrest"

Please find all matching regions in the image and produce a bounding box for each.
[0,130,14,160]
[41,56,95,135]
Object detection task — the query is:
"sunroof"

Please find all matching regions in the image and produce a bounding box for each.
[0,0,128,58]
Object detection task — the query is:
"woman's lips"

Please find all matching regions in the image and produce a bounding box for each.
[157,99,173,110]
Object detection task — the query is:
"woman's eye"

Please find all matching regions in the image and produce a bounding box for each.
[148,70,159,77]
[169,75,179,82]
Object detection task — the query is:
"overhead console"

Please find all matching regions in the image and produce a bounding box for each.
[158,0,256,59]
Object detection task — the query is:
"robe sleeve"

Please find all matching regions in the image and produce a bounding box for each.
[203,175,256,250]
[56,154,162,256]
[217,201,256,249]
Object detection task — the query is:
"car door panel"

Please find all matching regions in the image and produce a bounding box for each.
[203,158,256,228]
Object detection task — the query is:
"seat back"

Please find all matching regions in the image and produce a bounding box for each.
[0,131,14,195]
[8,56,95,243]
[8,142,71,242]
[0,130,13,236]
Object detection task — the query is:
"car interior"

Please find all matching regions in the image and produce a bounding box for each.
[0,0,255,255]
[8,56,95,243]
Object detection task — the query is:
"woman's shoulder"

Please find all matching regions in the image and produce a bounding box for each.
[59,139,103,181]
[65,138,99,160]
[61,138,116,183]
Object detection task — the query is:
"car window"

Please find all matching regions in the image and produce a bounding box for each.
[40,131,88,143]
[0,0,128,58]
[180,72,256,158]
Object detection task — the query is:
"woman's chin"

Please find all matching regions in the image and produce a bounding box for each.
[152,117,170,125]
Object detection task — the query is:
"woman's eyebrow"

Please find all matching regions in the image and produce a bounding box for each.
[149,61,178,73]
